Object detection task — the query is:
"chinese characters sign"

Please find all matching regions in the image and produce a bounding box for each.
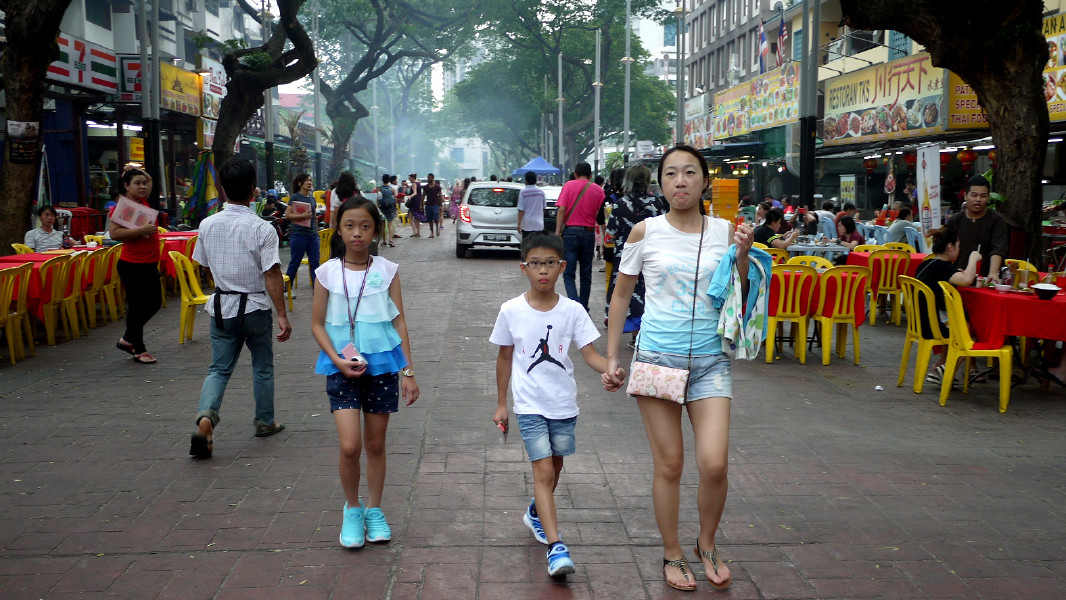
[823,52,945,146]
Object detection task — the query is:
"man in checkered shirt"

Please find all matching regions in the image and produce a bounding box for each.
[189,159,293,459]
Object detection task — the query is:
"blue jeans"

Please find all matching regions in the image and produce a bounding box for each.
[197,309,275,427]
[562,227,595,311]
[286,233,319,282]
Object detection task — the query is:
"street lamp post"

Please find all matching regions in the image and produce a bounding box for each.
[675,1,686,147]
[312,8,322,184]
[372,79,379,182]
[262,3,275,192]
[622,0,632,163]
[557,52,565,176]
[798,0,820,209]
[593,30,602,175]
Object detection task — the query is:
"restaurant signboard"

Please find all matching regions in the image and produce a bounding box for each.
[684,93,712,149]
[159,63,201,117]
[916,144,942,235]
[840,174,857,204]
[823,52,945,146]
[711,84,750,141]
[749,63,800,132]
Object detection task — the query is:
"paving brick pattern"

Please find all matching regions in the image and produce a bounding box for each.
[1,226,1065,599]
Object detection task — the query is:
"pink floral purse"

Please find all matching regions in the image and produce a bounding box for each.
[626,217,705,404]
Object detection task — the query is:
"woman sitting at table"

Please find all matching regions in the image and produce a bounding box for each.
[24,205,68,251]
[831,216,864,265]
[753,208,801,249]
[915,227,981,386]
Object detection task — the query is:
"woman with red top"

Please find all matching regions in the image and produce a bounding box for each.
[109,166,162,364]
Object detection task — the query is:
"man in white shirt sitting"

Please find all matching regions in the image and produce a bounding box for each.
[189,159,293,459]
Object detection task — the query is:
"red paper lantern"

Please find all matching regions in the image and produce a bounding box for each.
[957,148,978,170]
[940,152,953,167]
[988,149,997,166]
[862,158,878,174]
[902,152,917,170]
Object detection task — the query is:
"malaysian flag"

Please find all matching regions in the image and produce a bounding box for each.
[759,23,769,74]
[777,20,789,66]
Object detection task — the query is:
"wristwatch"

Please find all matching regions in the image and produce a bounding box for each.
[401,368,415,377]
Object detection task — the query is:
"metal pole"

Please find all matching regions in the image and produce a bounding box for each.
[262,8,275,192]
[557,52,565,176]
[798,0,818,209]
[675,2,685,146]
[312,8,322,184]
[372,79,379,182]
[594,29,602,175]
[623,0,632,162]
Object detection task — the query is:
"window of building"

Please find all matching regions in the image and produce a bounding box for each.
[451,147,464,165]
[793,27,803,60]
[753,27,760,69]
[888,30,911,61]
[665,20,678,48]
[86,0,112,29]
[206,0,219,15]
[718,49,726,84]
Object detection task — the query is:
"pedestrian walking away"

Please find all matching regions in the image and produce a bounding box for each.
[311,197,420,549]
[189,158,293,459]
[554,162,606,311]
[110,165,162,364]
[491,232,625,577]
[603,145,758,592]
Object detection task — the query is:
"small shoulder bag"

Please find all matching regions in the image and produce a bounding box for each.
[626,216,705,404]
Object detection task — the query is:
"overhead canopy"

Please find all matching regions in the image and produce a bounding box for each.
[512,156,561,177]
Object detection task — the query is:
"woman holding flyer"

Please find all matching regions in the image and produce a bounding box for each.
[284,173,321,286]
[109,166,162,364]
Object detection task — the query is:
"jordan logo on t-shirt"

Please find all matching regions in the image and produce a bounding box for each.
[527,325,565,373]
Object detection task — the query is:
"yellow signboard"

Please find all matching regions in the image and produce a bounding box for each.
[160,63,201,117]
[823,52,945,146]
[945,75,988,129]
[749,63,800,132]
[711,84,750,140]
[129,137,144,162]
[840,174,856,204]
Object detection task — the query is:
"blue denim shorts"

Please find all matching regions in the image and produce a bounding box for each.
[326,371,399,413]
[631,349,732,402]
[515,413,577,462]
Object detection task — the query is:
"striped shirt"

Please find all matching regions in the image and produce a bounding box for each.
[192,203,281,319]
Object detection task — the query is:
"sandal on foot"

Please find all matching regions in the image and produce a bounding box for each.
[132,352,157,364]
[189,433,213,458]
[694,540,732,590]
[116,339,135,356]
[662,557,697,591]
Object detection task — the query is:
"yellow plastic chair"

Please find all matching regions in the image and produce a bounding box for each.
[884,242,916,253]
[1005,259,1037,271]
[83,234,105,245]
[319,228,334,265]
[813,265,869,365]
[157,226,168,234]
[853,244,885,253]
[83,248,111,329]
[398,210,410,226]
[7,262,34,358]
[766,264,816,364]
[897,276,951,394]
[38,254,71,346]
[103,244,125,320]
[283,275,293,312]
[938,282,1013,412]
[169,251,210,344]
[752,241,769,250]
[787,255,834,270]
[867,248,910,326]
[157,239,169,308]
[313,190,326,207]
[59,251,89,340]
[1014,269,1040,287]
[11,243,32,255]
[765,247,788,265]
[0,266,25,364]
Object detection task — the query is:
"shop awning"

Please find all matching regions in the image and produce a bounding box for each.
[701,142,763,159]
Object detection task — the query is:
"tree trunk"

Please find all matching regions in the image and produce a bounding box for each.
[321,82,367,180]
[0,0,74,254]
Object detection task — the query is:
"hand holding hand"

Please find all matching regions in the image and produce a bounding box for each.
[602,357,625,390]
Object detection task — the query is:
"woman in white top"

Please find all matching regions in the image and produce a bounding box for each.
[24,205,67,251]
[604,145,754,592]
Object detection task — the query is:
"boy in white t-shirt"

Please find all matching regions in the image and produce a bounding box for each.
[491,232,625,578]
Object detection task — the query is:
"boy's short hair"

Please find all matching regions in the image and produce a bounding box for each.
[524,170,537,185]
[218,159,256,202]
[521,231,564,260]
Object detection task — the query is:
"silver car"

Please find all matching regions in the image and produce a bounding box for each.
[455,182,524,258]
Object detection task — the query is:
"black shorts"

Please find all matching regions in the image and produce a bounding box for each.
[326,371,399,413]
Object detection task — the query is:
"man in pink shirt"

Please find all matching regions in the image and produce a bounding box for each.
[554,162,606,311]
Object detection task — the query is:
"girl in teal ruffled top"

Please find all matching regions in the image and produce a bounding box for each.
[311,197,419,549]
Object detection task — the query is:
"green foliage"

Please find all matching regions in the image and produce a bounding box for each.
[221,38,248,52]
[604,152,625,172]
[239,52,273,71]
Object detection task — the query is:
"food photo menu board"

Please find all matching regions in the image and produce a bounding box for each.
[823,52,945,146]
[749,63,800,132]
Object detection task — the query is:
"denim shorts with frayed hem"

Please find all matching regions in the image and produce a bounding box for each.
[327,371,399,413]
[516,413,577,462]
[631,349,732,402]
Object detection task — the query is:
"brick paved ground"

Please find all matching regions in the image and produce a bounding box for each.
[1,224,1064,599]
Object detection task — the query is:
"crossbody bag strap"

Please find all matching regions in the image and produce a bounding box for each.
[562,181,593,227]
[684,216,706,400]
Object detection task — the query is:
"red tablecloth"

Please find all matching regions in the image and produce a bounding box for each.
[0,251,101,319]
[157,233,197,277]
[957,286,1066,345]
[768,269,868,326]
[847,251,928,277]
[158,231,199,239]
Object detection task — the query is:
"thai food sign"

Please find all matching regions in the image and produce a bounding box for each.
[823,52,945,146]
[711,84,750,140]
[749,63,800,132]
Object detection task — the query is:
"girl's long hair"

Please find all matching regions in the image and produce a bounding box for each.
[330,197,384,259]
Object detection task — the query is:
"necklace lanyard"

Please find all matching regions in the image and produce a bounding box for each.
[341,256,373,345]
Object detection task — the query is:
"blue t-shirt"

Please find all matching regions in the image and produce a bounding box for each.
[289,192,319,236]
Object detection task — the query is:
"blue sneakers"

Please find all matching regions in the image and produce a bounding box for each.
[523,499,548,544]
[547,542,576,577]
[364,507,392,542]
[340,501,365,548]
